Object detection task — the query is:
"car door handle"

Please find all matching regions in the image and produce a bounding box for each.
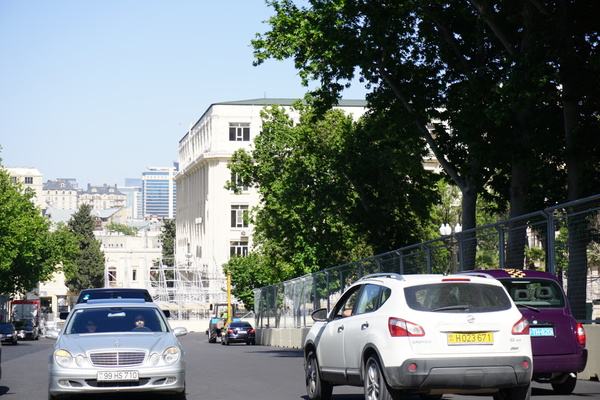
[337,325,344,333]
[361,322,369,330]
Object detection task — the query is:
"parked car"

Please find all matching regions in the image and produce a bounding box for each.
[76,288,153,303]
[0,323,17,345]
[70,288,169,318]
[46,298,187,400]
[303,273,532,400]
[13,319,39,340]
[221,321,256,345]
[459,268,588,395]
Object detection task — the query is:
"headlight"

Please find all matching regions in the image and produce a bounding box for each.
[162,346,180,365]
[55,349,74,368]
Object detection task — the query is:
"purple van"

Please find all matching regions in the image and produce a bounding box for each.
[459,269,588,394]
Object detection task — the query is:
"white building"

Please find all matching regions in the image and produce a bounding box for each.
[175,98,367,304]
[5,166,45,210]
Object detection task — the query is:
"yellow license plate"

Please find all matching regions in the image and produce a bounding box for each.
[447,332,493,344]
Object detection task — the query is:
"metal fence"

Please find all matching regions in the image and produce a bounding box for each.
[253,194,600,329]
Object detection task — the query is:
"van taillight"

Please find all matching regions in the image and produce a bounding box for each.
[576,323,586,346]
[388,317,425,337]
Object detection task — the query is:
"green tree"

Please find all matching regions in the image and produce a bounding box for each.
[252,0,600,274]
[105,222,138,236]
[224,253,274,310]
[158,218,175,263]
[64,204,105,292]
[0,166,77,295]
[227,102,437,288]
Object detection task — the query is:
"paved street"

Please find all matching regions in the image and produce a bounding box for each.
[1,332,599,399]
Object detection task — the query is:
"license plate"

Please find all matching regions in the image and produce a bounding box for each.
[238,330,247,334]
[97,370,139,381]
[530,327,554,337]
[447,332,494,344]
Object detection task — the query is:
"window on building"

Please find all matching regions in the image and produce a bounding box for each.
[24,177,33,184]
[132,269,138,281]
[229,123,250,141]
[232,173,249,192]
[230,241,249,257]
[231,205,249,228]
[108,267,117,286]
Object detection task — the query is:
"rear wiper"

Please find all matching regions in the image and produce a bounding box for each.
[518,304,540,312]
[432,305,469,312]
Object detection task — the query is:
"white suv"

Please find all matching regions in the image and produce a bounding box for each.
[303,273,533,400]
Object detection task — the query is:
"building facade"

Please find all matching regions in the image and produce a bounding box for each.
[142,165,178,218]
[174,98,367,304]
[43,179,79,210]
[6,166,45,210]
[79,184,126,210]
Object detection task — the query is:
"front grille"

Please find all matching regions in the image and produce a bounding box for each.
[86,378,151,387]
[89,351,146,367]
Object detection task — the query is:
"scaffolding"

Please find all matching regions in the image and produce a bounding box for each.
[149,258,227,319]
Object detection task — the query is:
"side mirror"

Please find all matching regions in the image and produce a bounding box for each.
[311,308,328,322]
[172,327,188,337]
[45,329,60,340]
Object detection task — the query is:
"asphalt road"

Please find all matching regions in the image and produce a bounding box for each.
[1,332,599,400]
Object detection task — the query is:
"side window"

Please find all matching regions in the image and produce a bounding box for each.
[333,286,362,319]
[355,284,382,315]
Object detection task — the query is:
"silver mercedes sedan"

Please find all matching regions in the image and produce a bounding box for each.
[46,298,187,400]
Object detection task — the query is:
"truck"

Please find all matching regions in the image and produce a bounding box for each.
[10,299,42,340]
[206,303,239,343]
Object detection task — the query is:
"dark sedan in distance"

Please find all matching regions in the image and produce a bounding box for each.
[221,321,255,345]
[0,323,17,345]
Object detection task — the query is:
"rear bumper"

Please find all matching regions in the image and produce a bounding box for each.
[533,348,588,375]
[385,356,532,390]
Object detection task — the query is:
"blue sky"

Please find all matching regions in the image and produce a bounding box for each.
[0,0,367,186]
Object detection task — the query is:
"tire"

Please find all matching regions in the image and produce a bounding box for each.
[305,351,332,400]
[364,356,400,400]
[492,382,531,400]
[551,373,577,395]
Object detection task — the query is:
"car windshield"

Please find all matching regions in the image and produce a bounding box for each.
[404,282,513,312]
[64,306,169,334]
[499,278,566,308]
[14,320,33,329]
[0,323,14,332]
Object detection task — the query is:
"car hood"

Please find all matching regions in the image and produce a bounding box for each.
[56,332,178,355]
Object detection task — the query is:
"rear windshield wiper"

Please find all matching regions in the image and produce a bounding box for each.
[517,304,539,312]
[432,305,470,312]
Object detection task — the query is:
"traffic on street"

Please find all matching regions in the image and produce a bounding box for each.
[1,331,599,400]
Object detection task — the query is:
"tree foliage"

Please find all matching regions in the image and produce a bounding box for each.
[225,102,438,290]
[105,222,138,236]
[64,204,105,292]
[0,165,78,295]
[252,0,600,273]
[158,218,175,264]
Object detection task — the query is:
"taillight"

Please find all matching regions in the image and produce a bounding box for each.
[250,329,255,334]
[388,317,425,337]
[228,329,234,334]
[512,316,530,335]
[575,323,586,346]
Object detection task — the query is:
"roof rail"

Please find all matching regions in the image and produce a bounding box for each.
[359,273,404,281]
[454,271,495,279]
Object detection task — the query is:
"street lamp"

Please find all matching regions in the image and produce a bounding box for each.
[440,223,452,236]
[439,223,462,273]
